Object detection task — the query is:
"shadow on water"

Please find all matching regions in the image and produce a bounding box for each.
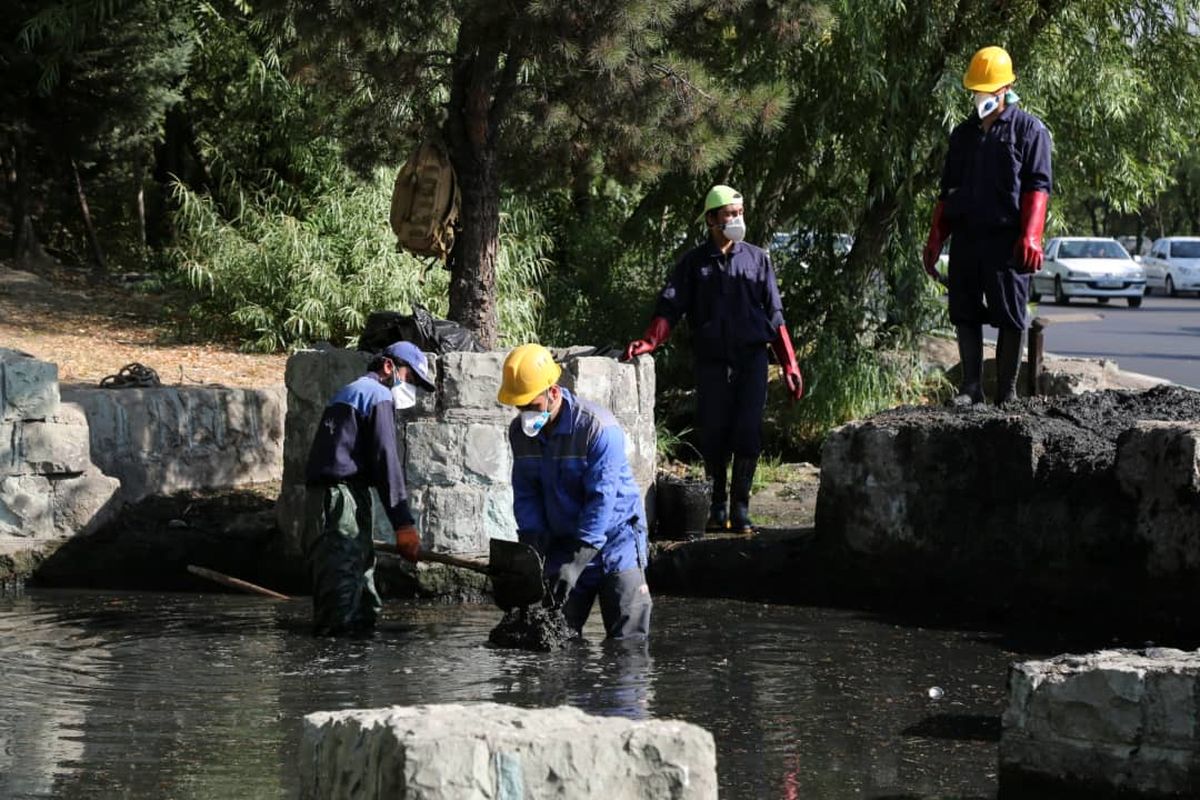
[0,590,1043,799]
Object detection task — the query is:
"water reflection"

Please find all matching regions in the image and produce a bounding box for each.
[1,591,1034,798]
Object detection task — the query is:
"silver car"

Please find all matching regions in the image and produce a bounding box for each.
[1142,237,1200,296]
[1030,237,1146,308]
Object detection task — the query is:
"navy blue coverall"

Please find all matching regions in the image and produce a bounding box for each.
[653,240,786,461]
[509,387,651,639]
[304,374,413,636]
[939,104,1053,331]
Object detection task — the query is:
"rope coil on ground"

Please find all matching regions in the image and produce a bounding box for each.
[99,362,161,388]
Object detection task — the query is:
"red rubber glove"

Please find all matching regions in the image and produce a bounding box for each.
[1015,190,1049,273]
[922,200,951,284]
[395,525,421,562]
[770,325,804,402]
[622,316,671,361]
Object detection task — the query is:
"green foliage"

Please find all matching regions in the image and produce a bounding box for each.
[171,168,551,351]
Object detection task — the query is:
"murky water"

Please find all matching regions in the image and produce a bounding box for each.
[0,590,1045,799]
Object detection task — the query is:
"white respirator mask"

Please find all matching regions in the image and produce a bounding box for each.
[392,381,417,410]
[520,409,551,438]
[973,91,1001,119]
[722,216,747,243]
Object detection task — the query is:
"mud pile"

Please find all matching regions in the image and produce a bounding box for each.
[488,605,579,651]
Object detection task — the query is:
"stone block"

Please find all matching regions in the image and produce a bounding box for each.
[300,702,717,800]
[1,353,59,422]
[1116,422,1200,575]
[50,470,120,536]
[411,486,486,554]
[406,421,466,486]
[0,475,53,538]
[0,422,15,474]
[483,485,517,542]
[441,352,508,413]
[463,423,510,484]
[18,420,91,475]
[1001,649,1200,798]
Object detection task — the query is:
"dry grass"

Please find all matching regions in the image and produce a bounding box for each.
[0,260,286,388]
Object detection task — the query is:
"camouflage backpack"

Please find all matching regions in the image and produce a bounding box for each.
[389,138,460,262]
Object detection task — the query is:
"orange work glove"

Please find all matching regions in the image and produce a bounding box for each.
[395,525,421,562]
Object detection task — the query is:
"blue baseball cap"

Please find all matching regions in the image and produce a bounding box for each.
[381,341,435,391]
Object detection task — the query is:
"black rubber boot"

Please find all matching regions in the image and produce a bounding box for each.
[705,454,729,532]
[994,327,1024,407]
[729,455,758,534]
[952,323,986,406]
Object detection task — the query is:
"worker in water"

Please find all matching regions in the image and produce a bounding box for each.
[497,343,652,640]
[922,45,1052,406]
[303,341,435,637]
[623,184,804,534]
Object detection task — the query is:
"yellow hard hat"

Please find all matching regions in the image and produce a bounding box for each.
[497,344,562,406]
[963,46,1015,93]
[696,184,743,223]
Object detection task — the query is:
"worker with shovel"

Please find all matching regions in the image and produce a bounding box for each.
[303,341,435,637]
[497,344,652,640]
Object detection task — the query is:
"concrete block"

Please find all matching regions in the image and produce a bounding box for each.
[0,475,53,537]
[300,702,717,800]
[440,352,508,412]
[50,470,120,536]
[1,352,59,422]
[1001,649,1200,798]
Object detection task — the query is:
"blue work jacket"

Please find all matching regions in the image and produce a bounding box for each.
[939,104,1053,233]
[653,240,786,362]
[509,387,647,575]
[305,374,413,527]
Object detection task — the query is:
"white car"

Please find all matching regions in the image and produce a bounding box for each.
[1142,236,1200,296]
[1030,237,1146,308]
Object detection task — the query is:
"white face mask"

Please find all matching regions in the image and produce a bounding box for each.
[722,216,747,243]
[974,91,1000,119]
[392,381,417,410]
[520,409,551,437]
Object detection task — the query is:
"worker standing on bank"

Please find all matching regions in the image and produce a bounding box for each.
[922,45,1052,406]
[497,344,652,640]
[623,185,804,534]
[303,342,435,637]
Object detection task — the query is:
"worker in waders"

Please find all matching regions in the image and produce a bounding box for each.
[498,344,652,640]
[623,185,804,534]
[922,45,1052,406]
[303,341,435,637]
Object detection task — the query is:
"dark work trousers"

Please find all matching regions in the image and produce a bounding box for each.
[303,482,383,637]
[695,345,770,462]
[563,565,653,640]
[948,229,1030,331]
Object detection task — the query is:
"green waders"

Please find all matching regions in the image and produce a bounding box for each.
[303,482,383,637]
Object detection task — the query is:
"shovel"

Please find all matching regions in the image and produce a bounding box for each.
[373,538,545,611]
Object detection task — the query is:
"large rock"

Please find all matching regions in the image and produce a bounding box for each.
[1,349,59,422]
[1001,649,1200,798]
[1115,422,1200,575]
[300,702,716,800]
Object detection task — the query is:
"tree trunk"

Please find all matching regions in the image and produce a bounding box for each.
[134,154,147,248]
[69,156,107,280]
[11,139,35,263]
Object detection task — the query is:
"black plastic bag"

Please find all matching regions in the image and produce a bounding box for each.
[357,303,484,354]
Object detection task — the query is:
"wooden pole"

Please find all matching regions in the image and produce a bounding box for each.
[1028,317,1046,397]
[372,541,490,575]
[186,565,291,601]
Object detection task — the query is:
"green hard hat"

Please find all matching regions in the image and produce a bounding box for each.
[697,185,743,222]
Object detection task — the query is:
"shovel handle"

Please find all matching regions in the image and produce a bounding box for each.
[187,564,291,601]
[373,541,491,575]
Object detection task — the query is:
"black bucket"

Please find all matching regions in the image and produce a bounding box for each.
[653,472,712,540]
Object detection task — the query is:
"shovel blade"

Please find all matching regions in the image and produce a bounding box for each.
[489,538,545,611]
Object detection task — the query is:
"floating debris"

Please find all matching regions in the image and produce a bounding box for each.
[489,605,579,651]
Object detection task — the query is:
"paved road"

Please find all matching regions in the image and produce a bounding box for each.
[1031,292,1200,389]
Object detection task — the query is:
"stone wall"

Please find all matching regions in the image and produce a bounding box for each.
[300,702,716,800]
[1000,649,1200,798]
[0,349,119,557]
[62,385,285,505]
[813,386,1200,621]
[276,348,655,560]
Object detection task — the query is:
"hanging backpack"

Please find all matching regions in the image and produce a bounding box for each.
[389,138,460,262]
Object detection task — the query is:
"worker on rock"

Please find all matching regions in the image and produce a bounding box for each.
[303,341,435,637]
[623,185,804,534]
[922,45,1052,406]
[498,344,652,640]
